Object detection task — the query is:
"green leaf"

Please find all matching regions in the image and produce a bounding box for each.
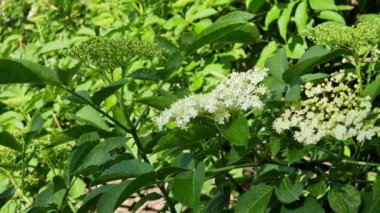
[0,187,15,208]
[39,40,68,55]
[283,47,349,84]
[128,68,160,82]
[318,11,346,24]
[328,184,361,213]
[75,106,111,132]
[27,111,44,133]
[235,184,273,213]
[57,62,81,86]
[264,47,288,100]
[363,191,380,213]
[188,11,259,53]
[269,138,281,156]
[264,5,282,30]
[363,74,380,101]
[255,41,278,68]
[284,84,301,102]
[77,137,127,172]
[68,132,99,173]
[172,162,205,208]
[78,185,114,213]
[275,176,303,204]
[307,180,328,198]
[278,2,296,42]
[246,0,266,13]
[97,173,156,213]
[220,113,250,146]
[34,176,67,209]
[136,96,176,110]
[0,59,61,85]
[309,0,353,10]
[280,197,324,213]
[0,131,22,151]
[172,153,195,170]
[132,192,162,213]
[294,1,309,33]
[91,79,127,105]
[92,160,154,185]
[286,145,307,164]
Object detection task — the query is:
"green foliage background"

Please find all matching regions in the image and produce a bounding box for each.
[0,0,379,212]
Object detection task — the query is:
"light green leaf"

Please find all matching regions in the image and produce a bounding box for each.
[235,184,273,213]
[75,106,110,132]
[318,11,346,24]
[309,0,353,11]
[294,1,309,33]
[92,79,127,105]
[255,41,278,68]
[278,2,296,42]
[39,40,68,55]
[220,113,250,146]
[328,185,361,213]
[362,74,380,102]
[264,5,282,30]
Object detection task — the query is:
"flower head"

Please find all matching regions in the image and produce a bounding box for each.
[156,68,268,129]
[273,70,380,144]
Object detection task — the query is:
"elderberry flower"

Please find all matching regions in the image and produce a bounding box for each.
[156,68,268,129]
[273,70,380,144]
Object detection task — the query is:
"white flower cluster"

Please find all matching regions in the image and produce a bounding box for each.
[156,68,268,129]
[273,70,380,144]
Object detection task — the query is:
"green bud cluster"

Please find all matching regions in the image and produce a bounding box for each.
[66,38,162,72]
[306,18,380,52]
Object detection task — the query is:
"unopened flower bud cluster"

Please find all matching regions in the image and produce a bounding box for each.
[156,68,268,129]
[273,70,380,144]
[306,18,380,52]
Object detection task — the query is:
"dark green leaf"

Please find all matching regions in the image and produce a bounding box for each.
[172,162,205,208]
[97,173,156,213]
[283,48,349,84]
[128,68,160,82]
[172,153,195,170]
[280,197,324,213]
[220,113,249,146]
[235,184,273,213]
[92,160,154,185]
[132,193,162,213]
[328,184,361,213]
[0,131,22,151]
[307,180,328,198]
[78,185,114,213]
[0,187,15,208]
[0,59,62,85]
[91,79,127,105]
[57,62,81,86]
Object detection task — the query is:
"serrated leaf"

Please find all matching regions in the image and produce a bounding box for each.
[328,185,361,213]
[235,184,273,213]
[275,176,303,204]
[220,113,250,146]
[75,106,110,132]
[172,162,205,208]
[0,59,62,85]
